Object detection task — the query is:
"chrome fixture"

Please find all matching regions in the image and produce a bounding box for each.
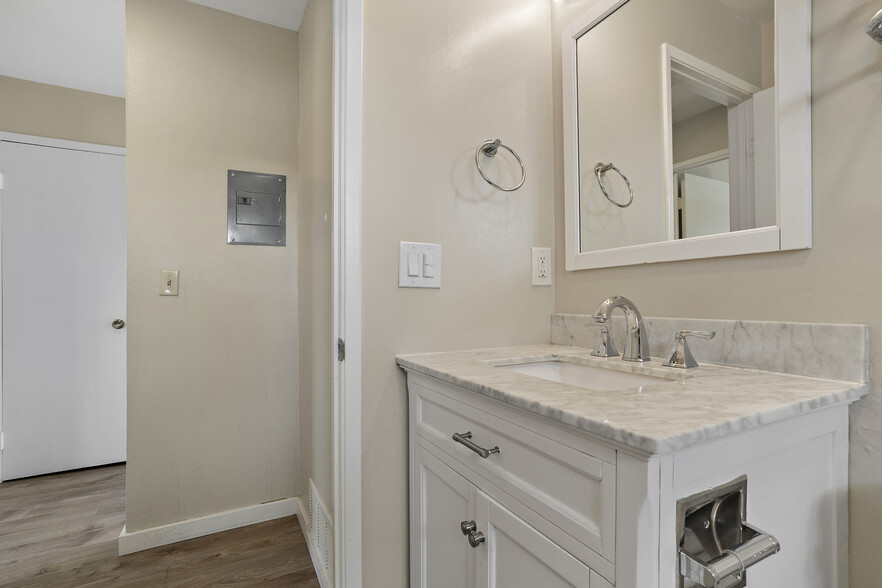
[663,330,716,368]
[452,431,500,459]
[590,324,619,358]
[677,476,780,588]
[591,295,650,362]
[460,520,485,548]
[475,138,526,192]
[867,8,882,43]
[594,162,634,208]
[111,319,125,329]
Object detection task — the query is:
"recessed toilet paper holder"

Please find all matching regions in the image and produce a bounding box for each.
[677,476,781,588]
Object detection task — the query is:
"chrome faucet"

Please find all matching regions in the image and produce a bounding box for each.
[592,295,651,362]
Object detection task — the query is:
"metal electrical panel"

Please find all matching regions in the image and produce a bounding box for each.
[227,170,286,246]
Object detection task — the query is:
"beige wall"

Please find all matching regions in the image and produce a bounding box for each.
[360,0,555,584]
[672,105,728,165]
[298,0,334,515]
[125,0,300,532]
[0,75,124,146]
[554,1,882,584]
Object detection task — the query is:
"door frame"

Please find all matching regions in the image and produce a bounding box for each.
[332,0,363,586]
[0,131,126,483]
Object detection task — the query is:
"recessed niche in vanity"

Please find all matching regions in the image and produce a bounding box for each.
[397,317,867,588]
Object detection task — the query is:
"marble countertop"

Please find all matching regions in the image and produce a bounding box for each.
[396,344,867,455]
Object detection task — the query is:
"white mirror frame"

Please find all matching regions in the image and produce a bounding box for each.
[562,0,811,270]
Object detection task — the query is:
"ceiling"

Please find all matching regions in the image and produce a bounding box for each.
[671,80,726,124]
[716,0,774,27]
[0,0,126,97]
[185,0,309,32]
[0,0,308,99]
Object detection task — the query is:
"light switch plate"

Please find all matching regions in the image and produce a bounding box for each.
[399,242,441,288]
[160,269,179,296]
[532,247,551,286]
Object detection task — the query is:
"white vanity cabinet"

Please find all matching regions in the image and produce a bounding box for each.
[409,371,617,588]
[412,443,605,588]
[404,364,856,588]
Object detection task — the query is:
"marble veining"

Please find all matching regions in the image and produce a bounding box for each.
[551,314,869,382]
[396,344,867,455]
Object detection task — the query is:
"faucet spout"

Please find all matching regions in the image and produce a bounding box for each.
[591,295,651,362]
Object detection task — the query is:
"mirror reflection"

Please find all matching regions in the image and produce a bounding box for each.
[575,0,774,254]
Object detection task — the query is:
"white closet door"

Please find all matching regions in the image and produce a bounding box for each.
[0,137,126,480]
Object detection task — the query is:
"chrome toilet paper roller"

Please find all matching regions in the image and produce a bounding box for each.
[677,476,781,588]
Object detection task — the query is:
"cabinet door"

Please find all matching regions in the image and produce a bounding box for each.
[411,443,476,588]
[475,490,592,588]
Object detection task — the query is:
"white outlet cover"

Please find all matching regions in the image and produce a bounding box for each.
[399,242,441,288]
[531,247,552,286]
[160,269,179,296]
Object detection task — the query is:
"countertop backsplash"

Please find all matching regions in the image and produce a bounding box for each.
[551,314,868,383]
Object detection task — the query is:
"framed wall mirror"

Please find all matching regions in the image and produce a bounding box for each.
[562,0,811,270]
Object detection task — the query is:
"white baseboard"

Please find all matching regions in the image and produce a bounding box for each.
[118,498,298,556]
[295,496,332,588]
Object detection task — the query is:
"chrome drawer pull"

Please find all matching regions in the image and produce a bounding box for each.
[452,431,500,459]
[460,520,477,535]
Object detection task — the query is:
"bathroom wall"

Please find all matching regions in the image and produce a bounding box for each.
[671,106,728,165]
[360,0,556,583]
[298,0,334,517]
[0,75,124,146]
[126,0,300,532]
[553,0,882,583]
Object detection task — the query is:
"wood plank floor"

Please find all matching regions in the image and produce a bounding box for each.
[0,464,319,587]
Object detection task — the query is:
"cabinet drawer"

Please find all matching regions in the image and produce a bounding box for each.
[410,375,616,562]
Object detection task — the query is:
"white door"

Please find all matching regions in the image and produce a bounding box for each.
[411,443,476,588]
[0,135,126,481]
[475,491,593,588]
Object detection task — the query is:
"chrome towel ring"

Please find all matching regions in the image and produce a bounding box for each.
[594,162,633,208]
[475,139,526,192]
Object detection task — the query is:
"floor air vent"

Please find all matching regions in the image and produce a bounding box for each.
[308,479,333,585]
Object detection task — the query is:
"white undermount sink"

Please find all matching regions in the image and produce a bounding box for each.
[497,359,672,391]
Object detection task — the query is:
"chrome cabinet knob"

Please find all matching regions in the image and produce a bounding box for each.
[111,319,126,329]
[461,520,477,535]
[468,531,486,548]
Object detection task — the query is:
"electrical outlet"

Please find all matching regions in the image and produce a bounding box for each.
[531,247,552,286]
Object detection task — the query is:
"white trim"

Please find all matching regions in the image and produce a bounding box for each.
[665,44,761,107]
[332,0,363,586]
[570,226,780,270]
[0,132,126,157]
[661,40,676,240]
[775,0,812,251]
[117,498,298,556]
[562,0,812,271]
[296,497,332,588]
[672,149,729,174]
[0,132,126,483]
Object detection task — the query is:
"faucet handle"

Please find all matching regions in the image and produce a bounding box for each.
[663,330,716,368]
[591,325,619,358]
[677,330,715,340]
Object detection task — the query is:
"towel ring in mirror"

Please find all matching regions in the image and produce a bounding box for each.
[594,162,633,208]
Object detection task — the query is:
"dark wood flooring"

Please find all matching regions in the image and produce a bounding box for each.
[0,464,319,587]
